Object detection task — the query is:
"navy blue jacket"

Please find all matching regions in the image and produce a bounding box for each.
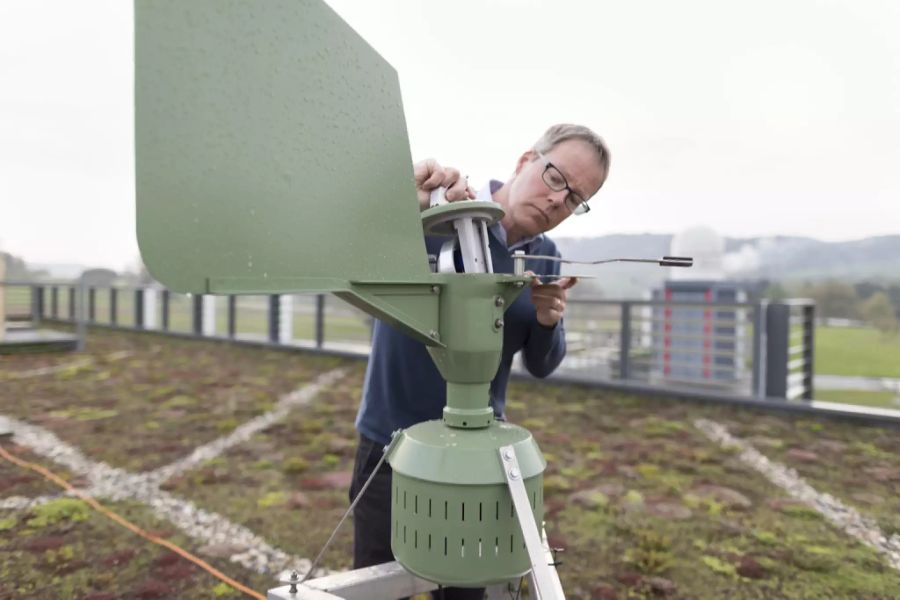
[355,227,566,446]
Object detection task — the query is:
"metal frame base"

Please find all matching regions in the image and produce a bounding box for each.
[267,560,544,600]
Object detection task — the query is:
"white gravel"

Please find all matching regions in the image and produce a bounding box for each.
[694,418,900,571]
[146,367,347,485]
[0,367,347,578]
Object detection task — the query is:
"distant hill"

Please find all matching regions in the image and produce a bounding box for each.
[28,262,91,281]
[554,234,900,298]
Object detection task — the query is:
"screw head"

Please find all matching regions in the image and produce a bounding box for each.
[431,285,440,294]
[508,468,520,480]
[429,330,439,339]
[502,448,514,461]
[494,318,504,329]
[494,296,505,307]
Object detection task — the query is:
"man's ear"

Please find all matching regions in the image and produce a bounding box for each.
[514,150,536,176]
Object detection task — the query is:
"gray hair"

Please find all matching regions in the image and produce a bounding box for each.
[532,123,611,188]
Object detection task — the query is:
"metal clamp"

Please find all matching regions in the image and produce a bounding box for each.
[498,445,565,600]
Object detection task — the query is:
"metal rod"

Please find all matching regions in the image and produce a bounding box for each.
[517,254,692,267]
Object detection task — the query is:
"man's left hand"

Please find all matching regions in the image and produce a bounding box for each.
[530,276,578,328]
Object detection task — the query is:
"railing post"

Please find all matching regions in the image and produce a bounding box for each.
[619,301,632,380]
[803,303,815,400]
[135,289,145,329]
[751,302,767,398]
[51,286,58,318]
[76,280,86,352]
[765,303,789,399]
[110,288,118,325]
[315,294,325,349]
[161,290,170,331]
[68,287,76,320]
[268,295,280,343]
[227,295,236,338]
[143,289,158,329]
[32,285,44,324]
[88,287,96,322]
[192,294,203,336]
[278,295,293,344]
[201,295,216,336]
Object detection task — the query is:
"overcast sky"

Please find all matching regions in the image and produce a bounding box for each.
[2,0,899,271]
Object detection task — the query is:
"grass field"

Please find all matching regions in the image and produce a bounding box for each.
[815,326,900,378]
[815,389,900,409]
[1,328,899,598]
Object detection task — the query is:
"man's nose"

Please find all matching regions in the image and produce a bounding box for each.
[547,189,568,207]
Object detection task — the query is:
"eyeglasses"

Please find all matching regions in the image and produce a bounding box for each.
[537,152,590,215]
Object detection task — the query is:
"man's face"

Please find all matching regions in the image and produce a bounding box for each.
[505,139,606,237]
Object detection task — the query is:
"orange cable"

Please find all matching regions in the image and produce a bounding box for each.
[0,444,266,600]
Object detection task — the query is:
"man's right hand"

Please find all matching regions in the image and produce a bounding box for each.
[414,158,475,210]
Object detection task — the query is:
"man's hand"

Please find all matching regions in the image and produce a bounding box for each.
[414,158,476,210]
[529,276,578,328]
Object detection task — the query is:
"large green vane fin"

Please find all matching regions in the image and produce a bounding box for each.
[135,0,429,293]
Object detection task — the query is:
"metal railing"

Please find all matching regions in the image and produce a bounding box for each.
[3,281,815,402]
[551,299,762,396]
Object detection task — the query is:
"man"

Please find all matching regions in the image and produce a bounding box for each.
[349,124,610,598]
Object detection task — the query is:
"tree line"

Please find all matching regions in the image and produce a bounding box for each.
[767,280,899,333]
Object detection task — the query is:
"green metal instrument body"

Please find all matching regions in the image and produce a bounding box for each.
[388,421,545,586]
[134,0,547,587]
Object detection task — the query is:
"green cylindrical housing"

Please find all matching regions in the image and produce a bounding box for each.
[387,420,546,586]
[443,382,493,428]
[427,275,526,429]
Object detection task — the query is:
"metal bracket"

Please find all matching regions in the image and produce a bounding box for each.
[426,187,496,274]
[499,445,565,600]
[267,560,538,600]
[268,561,436,599]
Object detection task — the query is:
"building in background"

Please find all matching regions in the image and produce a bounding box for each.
[651,226,748,389]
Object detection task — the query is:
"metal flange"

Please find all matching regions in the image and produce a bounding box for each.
[420,201,505,237]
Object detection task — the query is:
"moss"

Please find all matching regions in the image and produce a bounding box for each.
[49,407,119,421]
[781,504,822,520]
[7,329,899,597]
[701,555,736,577]
[257,491,289,508]
[640,417,685,437]
[791,550,839,572]
[623,489,644,507]
[162,395,199,408]
[27,498,91,529]
[635,463,661,479]
[850,441,890,459]
[584,491,610,509]
[752,530,778,546]
[54,363,93,379]
[282,457,310,474]
[520,417,548,429]
[623,529,674,574]
[213,582,238,597]
[543,475,573,494]
[0,516,17,531]
[215,417,240,433]
[45,544,77,565]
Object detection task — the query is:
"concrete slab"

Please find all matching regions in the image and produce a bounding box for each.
[0,328,79,354]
